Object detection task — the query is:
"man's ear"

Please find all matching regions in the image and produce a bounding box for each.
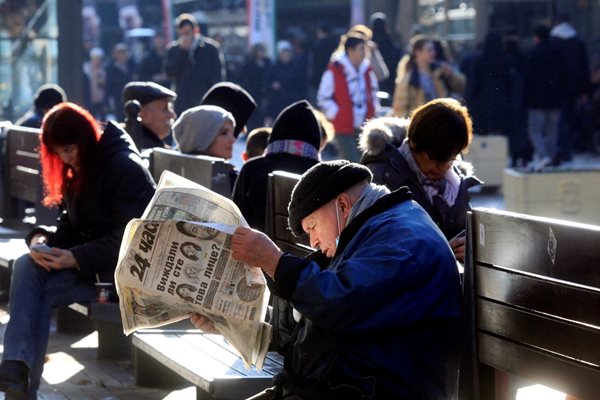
[241,151,248,162]
[338,193,352,217]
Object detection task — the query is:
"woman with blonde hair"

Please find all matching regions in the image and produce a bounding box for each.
[392,35,466,117]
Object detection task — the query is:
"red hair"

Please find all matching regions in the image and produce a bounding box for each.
[40,102,101,207]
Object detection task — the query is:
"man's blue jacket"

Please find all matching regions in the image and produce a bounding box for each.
[270,187,462,399]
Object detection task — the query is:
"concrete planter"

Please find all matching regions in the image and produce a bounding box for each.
[464,135,508,189]
[503,168,600,225]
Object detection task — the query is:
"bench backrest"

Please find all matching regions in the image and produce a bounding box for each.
[1,124,56,226]
[265,171,311,257]
[148,148,234,197]
[461,208,600,400]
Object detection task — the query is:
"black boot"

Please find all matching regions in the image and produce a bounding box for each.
[0,360,29,399]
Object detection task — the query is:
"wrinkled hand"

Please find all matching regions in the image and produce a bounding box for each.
[449,235,465,262]
[30,247,79,272]
[231,227,283,278]
[190,313,219,334]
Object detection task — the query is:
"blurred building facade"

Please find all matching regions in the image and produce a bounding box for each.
[0,0,598,121]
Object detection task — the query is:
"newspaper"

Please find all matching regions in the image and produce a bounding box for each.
[114,171,272,369]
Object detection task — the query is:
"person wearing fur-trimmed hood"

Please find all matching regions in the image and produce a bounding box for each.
[359,98,481,261]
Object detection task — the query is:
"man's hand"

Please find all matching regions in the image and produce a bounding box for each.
[190,313,219,334]
[449,235,465,262]
[30,247,79,272]
[231,227,283,278]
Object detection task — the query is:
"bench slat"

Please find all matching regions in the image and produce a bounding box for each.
[476,264,600,327]
[133,331,278,397]
[473,208,600,287]
[478,333,600,400]
[477,299,600,366]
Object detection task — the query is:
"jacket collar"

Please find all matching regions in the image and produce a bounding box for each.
[334,187,412,258]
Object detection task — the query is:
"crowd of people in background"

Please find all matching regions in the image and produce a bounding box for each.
[73,10,599,170]
[2,8,600,399]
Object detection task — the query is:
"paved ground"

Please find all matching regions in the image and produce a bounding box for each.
[0,306,196,400]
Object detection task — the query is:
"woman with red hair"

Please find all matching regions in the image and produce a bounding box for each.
[0,102,155,398]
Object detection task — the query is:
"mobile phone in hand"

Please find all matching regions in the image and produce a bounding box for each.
[450,229,466,242]
[31,243,54,254]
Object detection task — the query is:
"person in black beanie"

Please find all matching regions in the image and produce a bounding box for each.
[201,81,257,138]
[15,84,67,128]
[192,160,462,400]
[232,100,321,231]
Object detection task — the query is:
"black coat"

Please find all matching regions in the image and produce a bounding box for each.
[524,39,568,110]
[137,124,169,151]
[231,153,319,232]
[27,122,156,282]
[361,144,480,240]
[264,61,304,119]
[165,36,225,115]
[15,109,44,128]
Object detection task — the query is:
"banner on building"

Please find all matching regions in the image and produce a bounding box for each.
[246,0,276,59]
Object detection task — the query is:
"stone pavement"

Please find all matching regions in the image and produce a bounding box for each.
[0,307,197,400]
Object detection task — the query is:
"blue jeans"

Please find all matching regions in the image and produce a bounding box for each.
[527,108,561,160]
[2,254,96,398]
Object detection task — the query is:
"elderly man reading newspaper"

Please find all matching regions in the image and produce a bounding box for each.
[114,172,271,369]
[193,161,462,400]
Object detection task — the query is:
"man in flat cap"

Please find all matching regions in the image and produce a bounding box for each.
[194,160,462,399]
[123,81,177,150]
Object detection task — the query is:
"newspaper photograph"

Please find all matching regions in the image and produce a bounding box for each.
[115,171,272,369]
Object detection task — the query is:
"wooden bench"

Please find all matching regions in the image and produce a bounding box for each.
[0,123,58,299]
[149,148,234,198]
[459,208,600,400]
[130,171,311,398]
[0,123,56,237]
[133,330,284,399]
[265,171,311,256]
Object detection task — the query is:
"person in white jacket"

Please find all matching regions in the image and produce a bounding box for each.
[317,32,379,162]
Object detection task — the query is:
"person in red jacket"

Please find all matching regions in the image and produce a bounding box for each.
[317,32,379,162]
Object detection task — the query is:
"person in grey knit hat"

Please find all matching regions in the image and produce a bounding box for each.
[191,159,462,399]
[172,104,236,159]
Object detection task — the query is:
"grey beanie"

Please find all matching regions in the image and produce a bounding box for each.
[172,105,236,154]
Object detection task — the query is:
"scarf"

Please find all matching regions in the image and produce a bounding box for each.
[398,141,459,216]
[347,184,390,225]
[265,140,320,161]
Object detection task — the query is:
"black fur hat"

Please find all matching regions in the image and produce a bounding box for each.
[201,82,257,137]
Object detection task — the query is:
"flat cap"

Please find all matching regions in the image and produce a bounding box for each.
[201,82,256,137]
[288,160,372,236]
[123,81,176,106]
